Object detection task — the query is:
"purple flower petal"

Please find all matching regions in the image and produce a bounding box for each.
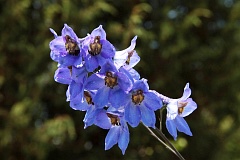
[54,68,71,84]
[49,37,66,54]
[57,54,79,67]
[85,54,99,72]
[62,24,79,41]
[72,66,87,84]
[70,95,89,111]
[91,25,106,40]
[100,40,115,59]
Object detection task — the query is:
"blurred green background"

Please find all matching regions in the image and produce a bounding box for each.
[1,0,240,159]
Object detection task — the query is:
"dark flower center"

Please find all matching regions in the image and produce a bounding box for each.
[107,113,121,126]
[125,50,134,65]
[132,90,144,105]
[104,72,117,88]
[89,36,102,56]
[178,101,188,114]
[65,35,80,56]
[84,91,94,105]
[68,66,72,75]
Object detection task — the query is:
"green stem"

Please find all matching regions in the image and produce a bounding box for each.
[142,123,185,160]
[154,127,185,160]
[142,124,178,156]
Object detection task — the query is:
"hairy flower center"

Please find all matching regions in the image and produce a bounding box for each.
[125,50,134,65]
[65,35,80,56]
[89,36,102,56]
[178,101,188,114]
[132,90,144,105]
[84,91,94,105]
[104,72,117,88]
[107,113,121,126]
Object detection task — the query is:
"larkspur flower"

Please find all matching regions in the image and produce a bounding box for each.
[113,36,140,70]
[49,24,82,67]
[49,24,198,156]
[85,60,132,109]
[104,109,129,155]
[166,83,197,140]
[124,79,163,128]
[81,25,115,72]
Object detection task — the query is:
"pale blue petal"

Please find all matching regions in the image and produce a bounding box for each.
[124,51,140,70]
[68,81,83,101]
[166,119,177,140]
[117,72,132,92]
[144,92,163,111]
[83,107,97,128]
[180,83,191,100]
[93,87,110,108]
[175,116,192,136]
[139,104,156,128]
[180,98,197,117]
[105,126,120,150]
[124,102,141,127]
[85,74,104,90]
[132,79,149,92]
[113,36,137,69]
[109,88,128,108]
[95,109,111,129]
[99,60,118,74]
[118,124,130,155]
[49,28,58,38]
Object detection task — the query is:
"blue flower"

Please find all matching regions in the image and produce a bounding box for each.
[49,24,83,67]
[113,36,140,70]
[81,25,115,72]
[124,79,163,128]
[104,108,130,155]
[85,60,132,109]
[166,83,197,140]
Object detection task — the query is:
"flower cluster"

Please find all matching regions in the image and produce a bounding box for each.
[49,24,197,154]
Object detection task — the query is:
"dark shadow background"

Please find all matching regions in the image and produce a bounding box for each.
[0,0,240,159]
